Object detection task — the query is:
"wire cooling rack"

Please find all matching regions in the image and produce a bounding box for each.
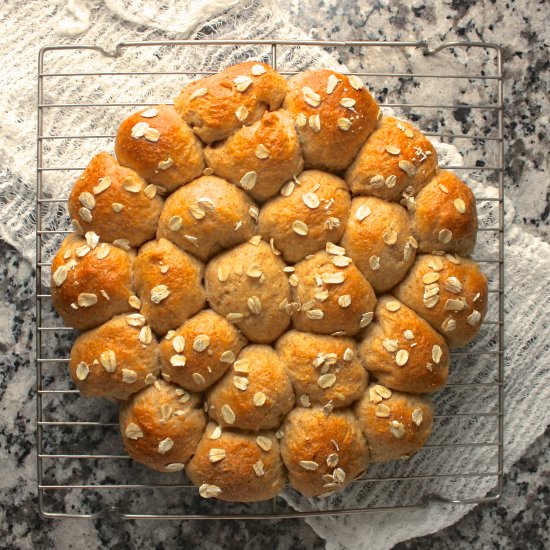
[36,40,505,519]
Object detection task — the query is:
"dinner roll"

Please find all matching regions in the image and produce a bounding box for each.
[68,152,163,248]
[346,116,437,202]
[206,345,295,431]
[133,238,206,335]
[412,171,478,256]
[156,175,257,262]
[280,407,369,497]
[276,330,367,408]
[393,254,488,347]
[51,234,134,331]
[174,61,287,143]
[186,423,285,502]
[119,380,206,472]
[354,383,434,462]
[204,240,291,343]
[258,170,351,264]
[340,196,417,292]
[159,310,247,392]
[69,313,160,401]
[204,109,304,202]
[359,295,449,393]
[291,251,377,337]
[114,105,205,193]
[283,69,379,171]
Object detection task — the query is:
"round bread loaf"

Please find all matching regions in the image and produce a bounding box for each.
[393,254,488,347]
[412,170,478,256]
[133,238,206,335]
[354,383,434,462]
[186,423,285,502]
[119,380,206,472]
[340,196,417,292]
[174,61,287,144]
[206,345,295,431]
[156,175,257,262]
[204,240,291,343]
[114,104,205,192]
[50,234,134,331]
[204,109,304,202]
[258,170,351,264]
[291,250,377,337]
[346,116,438,202]
[159,310,247,392]
[282,69,379,171]
[69,313,160,401]
[51,62,490,502]
[359,295,449,393]
[276,330,367,408]
[280,407,369,497]
[68,152,163,248]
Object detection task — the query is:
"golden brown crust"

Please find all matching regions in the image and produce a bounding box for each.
[280,407,369,497]
[345,116,437,201]
[204,241,291,344]
[67,152,163,247]
[206,345,295,431]
[156,175,257,262]
[133,238,206,335]
[359,295,449,393]
[412,171,478,256]
[282,69,379,171]
[69,314,160,401]
[114,105,205,192]
[174,62,287,144]
[354,383,434,462]
[258,170,351,264]
[186,423,285,502]
[51,234,134,331]
[393,254,488,347]
[159,310,247,392]
[119,380,206,472]
[276,330,368,408]
[291,251,377,337]
[340,196,417,292]
[204,109,304,202]
[53,64,491,502]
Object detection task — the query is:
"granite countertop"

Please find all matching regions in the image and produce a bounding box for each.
[1,0,548,548]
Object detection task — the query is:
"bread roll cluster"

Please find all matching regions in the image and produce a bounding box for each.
[52,61,488,501]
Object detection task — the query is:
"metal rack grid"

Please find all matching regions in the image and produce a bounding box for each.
[36,39,505,520]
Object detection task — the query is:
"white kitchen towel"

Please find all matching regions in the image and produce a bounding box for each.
[1,1,549,549]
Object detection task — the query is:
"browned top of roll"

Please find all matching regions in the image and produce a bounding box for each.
[283,69,380,171]
[393,254,488,347]
[68,152,163,248]
[412,170,478,256]
[50,233,134,331]
[359,295,450,393]
[115,104,205,193]
[119,380,206,472]
[174,61,287,144]
[186,423,285,502]
[346,116,437,202]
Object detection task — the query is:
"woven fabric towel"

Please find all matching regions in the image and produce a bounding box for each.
[1,1,548,548]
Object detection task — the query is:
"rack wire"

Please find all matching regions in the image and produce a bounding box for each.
[36,39,505,519]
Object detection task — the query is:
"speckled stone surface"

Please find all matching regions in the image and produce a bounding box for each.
[1,0,548,548]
